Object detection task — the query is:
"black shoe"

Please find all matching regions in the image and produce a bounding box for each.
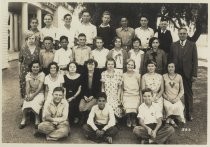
[19,124,26,129]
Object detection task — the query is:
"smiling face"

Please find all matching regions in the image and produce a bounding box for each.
[50,64,57,75]
[78,36,86,46]
[106,60,115,71]
[151,39,160,49]
[52,90,63,105]
[127,60,135,71]
[31,63,40,74]
[168,63,175,74]
[64,15,72,26]
[68,63,77,73]
[44,15,53,26]
[60,39,69,49]
[120,17,128,27]
[82,12,91,23]
[147,63,156,73]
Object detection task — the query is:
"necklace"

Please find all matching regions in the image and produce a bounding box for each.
[49,74,58,82]
[168,73,177,80]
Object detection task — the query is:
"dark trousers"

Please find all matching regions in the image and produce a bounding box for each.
[68,98,81,124]
[83,124,118,141]
[182,76,193,119]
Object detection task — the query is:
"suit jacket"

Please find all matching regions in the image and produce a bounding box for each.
[157,29,173,54]
[81,68,101,98]
[169,40,198,79]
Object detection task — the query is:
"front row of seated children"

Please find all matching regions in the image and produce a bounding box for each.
[33,87,174,144]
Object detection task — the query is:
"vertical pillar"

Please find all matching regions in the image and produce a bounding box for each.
[21,2,28,45]
[36,8,42,30]
[14,14,19,51]
[9,13,14,51]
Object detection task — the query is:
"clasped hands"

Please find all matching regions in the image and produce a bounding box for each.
[96,129,105,137]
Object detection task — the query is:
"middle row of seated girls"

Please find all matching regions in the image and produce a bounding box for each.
[20,57,185,131]
[39,32,167,76]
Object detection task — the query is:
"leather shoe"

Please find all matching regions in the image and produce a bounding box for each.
[19,124,26,129]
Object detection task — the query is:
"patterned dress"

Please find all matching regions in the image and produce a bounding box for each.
[142,73,163,111]
[101,69,123,118]
[19,45,40,98]
[22,72,45,114]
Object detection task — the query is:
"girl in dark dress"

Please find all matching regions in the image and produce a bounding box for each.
[64,62,82,124]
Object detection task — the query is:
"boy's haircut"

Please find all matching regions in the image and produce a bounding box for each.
[148,37,159,48]
[48,62,59,73]
[139,14,149,20]
[53,87,64,94]
[160,17,168,22]
[178,27,188,32]
[102,11,111,17]
[60,35,69,42]
[81,9,91,15]
[63,13,72,19]
[78,33,86,38]
[44,14,53,20]
[30,17,38,23]
[43,36,53,42]
[97,92,107,100]
[142,88,153,95]
[94,36,104,45]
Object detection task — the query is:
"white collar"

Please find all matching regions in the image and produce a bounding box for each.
[100,24,110,28]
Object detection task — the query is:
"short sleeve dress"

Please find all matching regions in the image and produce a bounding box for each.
[64,74,82,122]
[122,72,141,113]
[22,72,45,114]
[44,73,64,101]
[163,73,185,123]
[101,69,123,118]
[142,73,163,111]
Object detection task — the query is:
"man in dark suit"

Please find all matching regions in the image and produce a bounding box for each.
[169,27,198,121]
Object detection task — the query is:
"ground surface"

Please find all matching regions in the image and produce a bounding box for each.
[2,60,207,144]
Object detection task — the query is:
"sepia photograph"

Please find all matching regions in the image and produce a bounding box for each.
[1,0,208,145]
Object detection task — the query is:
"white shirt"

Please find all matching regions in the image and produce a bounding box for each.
[112,49,124,69]
[75,22,97,44]
[137,102,162,124]
[135,27,154,49]
[44,74,64,101]
[40,25,58,42]
[87,104,115,131]
[129,49,144,73]
[53,48,72,67]
[91,48,109,68]
[57,25,76,48]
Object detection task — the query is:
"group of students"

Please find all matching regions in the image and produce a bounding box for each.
[18,9,198,144]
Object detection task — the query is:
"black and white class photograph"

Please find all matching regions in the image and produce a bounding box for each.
[1,0,208,145]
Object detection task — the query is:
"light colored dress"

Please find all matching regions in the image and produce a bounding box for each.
[163,73,185,123]
[101,69,123,118]
[22,72,45,114]
[44,73,64,102]
[122,72,141,113]
[142,73,163,111]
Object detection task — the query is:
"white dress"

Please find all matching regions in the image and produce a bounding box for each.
[44,73,64,102]
[22,72,45,114]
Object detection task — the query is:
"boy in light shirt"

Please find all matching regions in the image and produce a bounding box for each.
[91,37,109,74]
[133,88,175,144]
